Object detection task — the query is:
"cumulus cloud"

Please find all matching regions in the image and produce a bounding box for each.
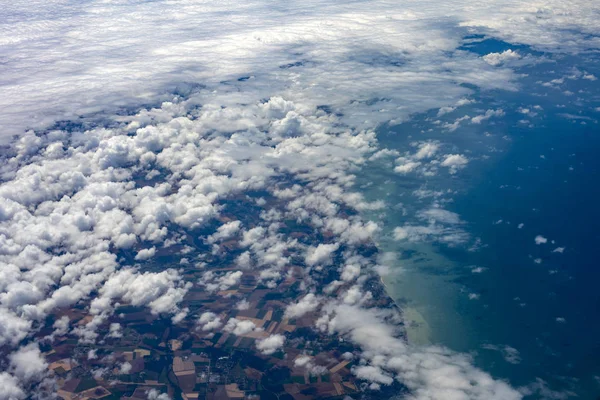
[414,142,440,160]
[197,312,222,331]
[285,294,320,318]
[441,154,469,173]
[135,247,156,261]
[395,160,422,174]
[146,389,171,400]
[483,50,521,66]
[0,373,25,400]
[256,334,286,355]
[200,271,243,293]
[120,362,132,374]
[207,221,242,244]
[224,318,260,336]
[305,243,339,267]
[9,343,47,382]
[471,109,505,124]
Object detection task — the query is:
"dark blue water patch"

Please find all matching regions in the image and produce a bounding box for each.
[354,44,600,398]
[434,107,600,396]
[458,37,538,56]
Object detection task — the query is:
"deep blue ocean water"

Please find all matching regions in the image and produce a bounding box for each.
[356,38,600,398]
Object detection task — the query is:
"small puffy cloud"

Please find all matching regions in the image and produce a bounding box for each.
[197,312,222,331]
[414,142,440,160]
[0,372,25,400]
[236,299,250,310]
[340,263,361,282]
[120,362,132,374]
[342,285,372,305]
[200,270,243,293]
[224,318,259,336]
[51,316,70,337]
[9,343,47,382]
[552,247,565,253]
[471,109,505,124]
[353,365,394,385]
[440,154,468,173]
[146,389,171,400]
[305,243,339,267]
[534,235,548,245]
[135,247,156,261]
[256,334,285,355]
[285,294,320,318]
[0,309,31,347]
[483,50,521,66]
[207,220,242,244]
[394,160,421,174]
[108,323,123,338]
[437,106,456,117]
[293,355,327,376]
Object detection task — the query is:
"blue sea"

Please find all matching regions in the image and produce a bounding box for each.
[357,38,600,398]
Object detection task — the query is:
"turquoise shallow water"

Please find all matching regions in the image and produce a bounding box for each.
[356,38,600,398]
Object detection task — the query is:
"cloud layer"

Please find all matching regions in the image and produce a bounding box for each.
[2,0,599,398]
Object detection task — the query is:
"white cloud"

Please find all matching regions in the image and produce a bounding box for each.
[535,235,548,245]
[0,373,25,400]
[9,343,47,382]
[147,389,171,400]
[224,318,260,336]
[207,221,242,244]
[108,323,123,338]
[236,299,250,310]
[200,270,243,293]
[135,247,156,261]
[471,109,505,124]
[414,142,440,160]
[285,294,320,318]
[305,243,339,267]
[395,160,422,174]
[198,312,222,331]
[256,334,286,355]
[120,362,132,374]
[441,154,469,173]
[483,50,521,66]
[340,263,361,282]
